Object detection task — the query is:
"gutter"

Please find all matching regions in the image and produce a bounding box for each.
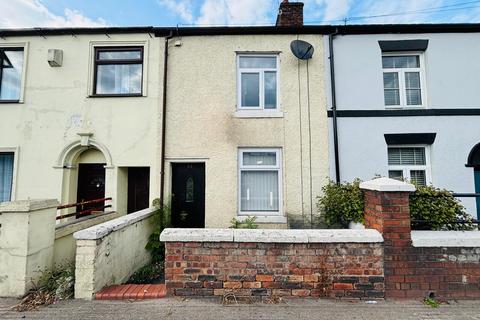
[159,31,174,205]
[328,31,340,184]
[4,23,480,38]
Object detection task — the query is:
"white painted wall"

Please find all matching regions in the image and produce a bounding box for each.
[331,33,480,110]
[0,34,163,213]
[326,33,480,218]
[0,200,58,297]
[73,207,156,300]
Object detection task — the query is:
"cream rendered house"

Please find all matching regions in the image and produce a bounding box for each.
[161,31,329,228]
[161,2,329,228]
[0,28,163,216]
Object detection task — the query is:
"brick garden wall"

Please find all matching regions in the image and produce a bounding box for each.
[386,246,480,299]
[161,178,480,300]
[165,241,384,299]
[363,186,480,299]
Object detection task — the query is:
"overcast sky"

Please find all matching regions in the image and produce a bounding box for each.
[1,0,480,29]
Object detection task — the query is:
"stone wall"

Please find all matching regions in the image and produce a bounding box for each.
[161,229,384,299]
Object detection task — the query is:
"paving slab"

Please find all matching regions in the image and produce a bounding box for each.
[1,297,480,320]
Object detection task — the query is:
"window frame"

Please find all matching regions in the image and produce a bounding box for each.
[236,54,280,110]
[387,144,431,185]
[0,45,27,103]
[92,46,144,97]
[0,147,19,202]
[237,148,283,216]
[382,52,427,109]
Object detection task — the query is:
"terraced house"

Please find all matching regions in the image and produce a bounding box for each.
[1,0,479,233]
[325,24,480,219]
[0,1,330,230]
[0,27,164,219]
[1,0,480,302]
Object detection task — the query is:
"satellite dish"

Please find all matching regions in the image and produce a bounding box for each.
[290,40,314,60]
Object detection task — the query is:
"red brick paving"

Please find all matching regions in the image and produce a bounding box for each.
[95,284,166,300]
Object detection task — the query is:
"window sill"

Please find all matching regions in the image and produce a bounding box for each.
[385,106,426,110]
[237,215,287,224]
[0,100,21,104]
[89,94,144,98]
[234,110,284,118]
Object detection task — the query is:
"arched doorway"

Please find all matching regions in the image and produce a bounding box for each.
[75,149,106,214]
[55,133,114,216]
[466,143,480,216]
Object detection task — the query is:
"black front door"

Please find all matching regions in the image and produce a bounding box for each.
[128,167,150,214]
[171,163,205,228]
[77,163,106,215]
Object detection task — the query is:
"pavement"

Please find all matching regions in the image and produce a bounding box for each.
[1,297,480,320]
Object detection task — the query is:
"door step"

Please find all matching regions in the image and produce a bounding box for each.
[95,284,166,300]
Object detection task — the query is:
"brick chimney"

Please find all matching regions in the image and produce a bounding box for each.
[276,0,304,27]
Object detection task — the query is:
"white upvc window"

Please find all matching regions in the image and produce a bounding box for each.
[237,54,279,110]
[238,148,282,216]
[382,53,426,108]
[387,146,431,186]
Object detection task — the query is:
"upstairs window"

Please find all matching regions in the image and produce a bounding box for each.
[382,54,424,108]
[0,152,14,202]
[388,147,429,186]
[237,55,278,110]
[0,48,24,102]
[93,47,143,96]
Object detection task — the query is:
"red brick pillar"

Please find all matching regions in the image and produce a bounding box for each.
[360,177,416,298]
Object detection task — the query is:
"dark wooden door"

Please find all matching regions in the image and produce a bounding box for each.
[128,167,150,214]
[77,163,106,214]
[171,163,205,228]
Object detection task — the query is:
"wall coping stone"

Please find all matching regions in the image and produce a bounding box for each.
[73,207,156,240]
[0,199,59,213]
[160,228,384,243]
[360,177,416,192]
[234,229,308,243]
[412,230,480,247]
[160,228,234,242]
[55,211,120,239]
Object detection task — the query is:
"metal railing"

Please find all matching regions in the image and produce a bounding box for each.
[56,197,112,220]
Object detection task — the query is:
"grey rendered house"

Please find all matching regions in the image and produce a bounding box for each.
[325,24,480,218]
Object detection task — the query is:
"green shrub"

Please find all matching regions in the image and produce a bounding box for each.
[127,261,164,284]
[145,199,171,263]
[410,185,474,230]
[317,179,364,228]
[317,178,475,231]
[229,216,259,229]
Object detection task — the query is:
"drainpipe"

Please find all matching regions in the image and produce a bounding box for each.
[160,31,174,205]
[329,30,340,184]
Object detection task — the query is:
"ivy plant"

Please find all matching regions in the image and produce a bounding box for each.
[145,198,171,262]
